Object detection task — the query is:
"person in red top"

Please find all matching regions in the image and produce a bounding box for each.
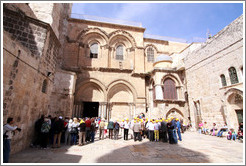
[85,118,91,142]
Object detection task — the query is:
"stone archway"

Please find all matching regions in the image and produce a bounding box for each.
[74,79,106,118]
[107,82,136,121]
[224,88,243,129]
[166,108,184,120]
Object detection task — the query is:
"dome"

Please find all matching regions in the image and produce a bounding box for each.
[155,54,172,63]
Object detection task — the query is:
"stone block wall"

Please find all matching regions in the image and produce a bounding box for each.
[184,15,243,129]
[3,8,47,57]
[3,5,61,154]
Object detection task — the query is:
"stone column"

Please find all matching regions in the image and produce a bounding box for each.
[149,88,153,119]
[155,84,164,100]
[98,103,102,118]
[103,103,107,119]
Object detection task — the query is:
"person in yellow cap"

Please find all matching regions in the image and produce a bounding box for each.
[123,118,130,140]
[133,118,142,142]
[78,119,86,146]
[170,117,178,144]
[176,118,182,141]
[120,119,125,136]
[148,119,155,141]
[154,119,160,141]
[159,117,168,142]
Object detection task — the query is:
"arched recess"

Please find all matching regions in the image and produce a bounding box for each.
[161,74,181,86]
[107,79,137,103]
[75,78,107,102]
[224,88,243,128]
[166,108,184,120]
[107,80,136,121]
[76,27,109,43]
[144,44,159,53]
[108,30,136,48]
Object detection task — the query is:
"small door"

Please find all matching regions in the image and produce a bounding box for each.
[235,109,243,124]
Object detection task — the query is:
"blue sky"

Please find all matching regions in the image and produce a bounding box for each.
[72,3,244,43]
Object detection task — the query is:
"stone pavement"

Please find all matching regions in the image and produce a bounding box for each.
[9,131,244,164]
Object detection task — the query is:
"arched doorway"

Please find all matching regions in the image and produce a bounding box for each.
[166,108,184,121]
[226,90,243,129]
[74,80,106,118]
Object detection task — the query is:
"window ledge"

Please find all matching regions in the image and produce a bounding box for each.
[154,99,186,106]
[219,82,243,90]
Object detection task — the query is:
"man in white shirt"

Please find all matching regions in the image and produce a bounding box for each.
[3,117,21,163]
[123,119,130,140]
[148,120,155,141]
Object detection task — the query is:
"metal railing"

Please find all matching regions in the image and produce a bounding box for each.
[70,13,142,27]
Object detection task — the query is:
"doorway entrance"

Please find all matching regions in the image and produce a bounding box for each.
[83,102,99,118]
[235,109,243,124]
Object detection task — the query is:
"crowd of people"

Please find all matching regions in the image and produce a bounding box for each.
[3,115,243,163]
[30,114,188,149]
[198,121,243,141]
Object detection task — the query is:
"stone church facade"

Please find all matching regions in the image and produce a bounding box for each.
[2,3,243,154]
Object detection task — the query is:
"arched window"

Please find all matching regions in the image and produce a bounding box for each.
[220,74,227,87]
[147,47,154,62]
[116,45,123,60]
[90,43,98,58]
[42,79,48,93]
[163,78,177,100]
[229,67,239,84]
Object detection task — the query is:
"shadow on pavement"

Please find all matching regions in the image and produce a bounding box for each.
[96,140,211,163]
[9,147,82,163]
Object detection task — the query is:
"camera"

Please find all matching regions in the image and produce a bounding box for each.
[16,128,21,132]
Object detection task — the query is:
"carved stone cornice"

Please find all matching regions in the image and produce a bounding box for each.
[144,38,169,45]
[131,72,148,78]
[68,18,146,33]
[99,67,133,73]
[154,99,186,107]
[151,68,178,74]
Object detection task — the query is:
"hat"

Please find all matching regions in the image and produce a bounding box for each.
[176,118,179,121]
[59,116,63,119]
[122,119,124,122]
[134,121,136,123]
[126,118,129,120]
[134,117,137,120]
[80,120,84,124]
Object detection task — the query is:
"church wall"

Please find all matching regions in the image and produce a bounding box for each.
[184,15,243,130]
[2,3,72,154]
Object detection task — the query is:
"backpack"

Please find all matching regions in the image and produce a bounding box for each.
[115,122,120,130]
[41,122,50,133]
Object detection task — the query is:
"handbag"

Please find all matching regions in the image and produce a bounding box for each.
[70,127,78,134]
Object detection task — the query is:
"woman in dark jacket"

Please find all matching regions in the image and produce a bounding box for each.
[107,119,114,139]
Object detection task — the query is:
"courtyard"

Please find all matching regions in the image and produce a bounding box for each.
[9,131,244,164]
